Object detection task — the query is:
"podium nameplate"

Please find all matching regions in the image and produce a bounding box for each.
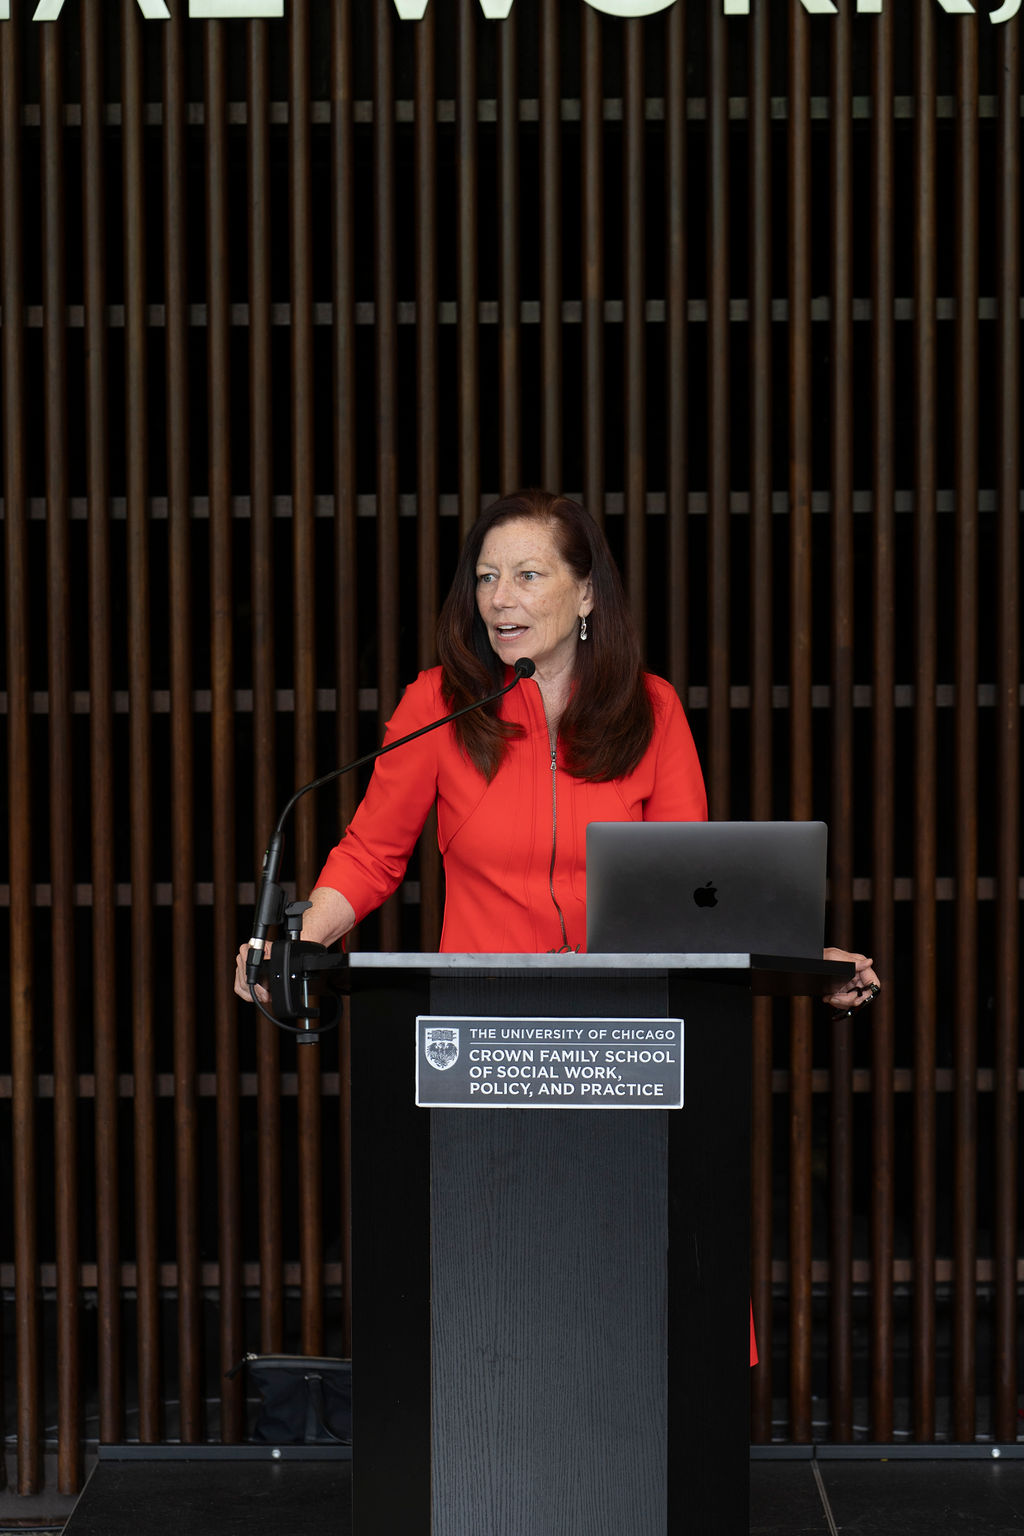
[415,1015,683,1108]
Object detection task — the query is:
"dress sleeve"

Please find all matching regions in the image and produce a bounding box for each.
[641,677,709,823]
[313,671,444,922]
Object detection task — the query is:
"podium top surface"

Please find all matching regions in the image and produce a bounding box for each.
[344,951,854,995]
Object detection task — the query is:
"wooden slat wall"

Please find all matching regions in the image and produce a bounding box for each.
[953,13,980,1445]
[122,0,160,1449]
[787,0,814,1444]
[993,16,1020,1451]
[205,16,244,1442]
[747,0,774,1446]
[2,0,37,1499]
[247,13,283,1371]
[290,0,324,1366]
[331,0,358,1357]
[912,0,939,1444]
[41,11,80,1490]
[82,0,122,1462]
[827,1,854,1447]
[580,4,604,526]
[0,0,1020,1494]
[870,0,896,1444]
[166,0,201,1446]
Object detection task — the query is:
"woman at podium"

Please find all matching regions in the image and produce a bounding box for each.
[235,488,877,1003]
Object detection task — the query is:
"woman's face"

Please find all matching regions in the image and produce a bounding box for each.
[475,518,593,679]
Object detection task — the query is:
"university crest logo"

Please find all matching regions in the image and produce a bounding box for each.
[424,1027,459,1071]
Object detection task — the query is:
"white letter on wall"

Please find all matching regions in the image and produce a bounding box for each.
[35,0,169,14]
[583,0,678,17]
[394,0,515,13]
[989,0,1019,18]
[724,0,840,13]
[934,0,975,11]
[190,1,284,14]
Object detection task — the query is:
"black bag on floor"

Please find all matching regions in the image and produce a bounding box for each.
[232,1354,352,1445]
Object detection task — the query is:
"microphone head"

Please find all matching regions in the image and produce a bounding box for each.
[513,657,536,679]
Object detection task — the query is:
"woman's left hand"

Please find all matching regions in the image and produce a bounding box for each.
[822,948,881,1014]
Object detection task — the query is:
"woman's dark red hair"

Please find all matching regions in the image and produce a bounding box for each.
[436,490,654,781]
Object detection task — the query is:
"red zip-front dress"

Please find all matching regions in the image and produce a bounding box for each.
[316,667,706,951]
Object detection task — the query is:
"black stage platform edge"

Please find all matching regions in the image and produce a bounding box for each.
[64,1457,352,1536]
[750,1444,816,1460]
[93,1439,1021,1462]
[97,1443,351,1461]
[752,1442,1024,1460]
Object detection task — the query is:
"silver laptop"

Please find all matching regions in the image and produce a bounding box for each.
[585,820,827,957]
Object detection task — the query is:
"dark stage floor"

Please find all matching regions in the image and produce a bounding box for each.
[752,1456,1024,1534]
[5,1449,1013,1536]
[60,1452,352,1536]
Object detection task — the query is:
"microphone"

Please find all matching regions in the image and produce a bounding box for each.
[245,656,537,986]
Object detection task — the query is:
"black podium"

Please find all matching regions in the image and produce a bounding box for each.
[345,951,846,1536]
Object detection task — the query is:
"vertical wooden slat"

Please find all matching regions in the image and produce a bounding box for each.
[290,0,324,1359]
[706,1,730,820]
[747,0,774,1445]
[205,19,244,1441]
[498,10,520,492]
[292,0,318,898]
[952,14,978,1447]
[912,0,938,1445]
[622,19,645,618]
[664,1,686,693]
[123,0,160,1444]
[333,4,359,825]
[41,19,80,1493]
[375,0,401,955]
[375,0,399,715]
[164,3,202,1442]
[332,0,357,1354]
[248,18,284,1358]
[992,12,1020,1451]
[538,0,561,491]
[415,6,439,668]
[870,2,896,1445]
[457,0,480,536]
[2,0,39,1495]
[787,0,814,1443]
[828,0,855,1445]
[580,4,604,524]
[82,0,123,1449]
[415,4,443,949]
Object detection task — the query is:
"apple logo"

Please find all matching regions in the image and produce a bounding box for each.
[692,881,718,909]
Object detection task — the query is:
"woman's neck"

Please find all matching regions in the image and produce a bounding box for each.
[532,668,574,750]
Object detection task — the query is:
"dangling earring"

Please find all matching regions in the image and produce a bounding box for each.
[580,615,588,642]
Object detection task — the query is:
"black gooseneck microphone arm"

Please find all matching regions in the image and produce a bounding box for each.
[245,657,537,1031]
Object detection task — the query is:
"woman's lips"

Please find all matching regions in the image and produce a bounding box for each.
[494,624,528,641]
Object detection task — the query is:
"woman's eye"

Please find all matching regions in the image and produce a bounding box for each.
[477,572,494,583]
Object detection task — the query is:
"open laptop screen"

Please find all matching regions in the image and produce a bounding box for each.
[585,821,827,957]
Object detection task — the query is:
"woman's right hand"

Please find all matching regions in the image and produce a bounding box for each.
[233,885,358,1005]
[234,940,271,1004]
